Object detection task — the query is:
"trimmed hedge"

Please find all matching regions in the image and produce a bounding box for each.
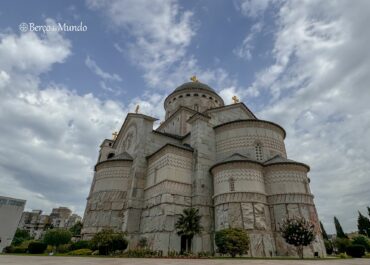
[28,241,47,254]
[69,240,91,251]
[68,248,93,256]
[346,244,365,258]
[6,246,27,253]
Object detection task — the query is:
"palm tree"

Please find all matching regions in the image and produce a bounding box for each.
[175,207,203,253]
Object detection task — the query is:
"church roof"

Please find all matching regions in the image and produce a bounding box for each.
[210,153,261,171]
[107,152,133,161]
[146,143,193,160]
[174,81,216,94]
[263,155,310,170]
[95,152,133,171]
[214,119,286,139]
[222,153,252,162]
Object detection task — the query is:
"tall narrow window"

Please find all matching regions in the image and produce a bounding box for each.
[194,104,199,111]
[229,178,235,192]
[154,167,158,184]
[255,143,263,161]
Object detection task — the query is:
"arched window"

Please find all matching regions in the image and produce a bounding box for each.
[194,104,199,111]
[229,178,235,192]
[255,143,263,161]
[107,153,115,159]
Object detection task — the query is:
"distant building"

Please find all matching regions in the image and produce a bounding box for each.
[0,196,26,252]
[18,207,81,239]
[18,210,51,239]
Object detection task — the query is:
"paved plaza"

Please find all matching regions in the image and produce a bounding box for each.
[0,255,370,265]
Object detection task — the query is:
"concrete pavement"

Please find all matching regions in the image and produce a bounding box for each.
[0,255,369,265]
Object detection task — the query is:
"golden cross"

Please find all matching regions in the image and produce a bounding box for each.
[190,75,199,82]
[112,131,118,140]
[135,104,140,113]
[232,95,240,104]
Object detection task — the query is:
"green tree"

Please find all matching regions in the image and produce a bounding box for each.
[320,221,329,240]
[334,216,347,239]
[175,208,202,252]
[215,228,249,258]
[43,229,72,252]
[69,221,83,236]
[280,217,315,259]
[333,237,350,253]
[352,235,370,252]
[357,211,370,237]
[324,240,333,255]
[90,229,128,255]
[12,228,32,246]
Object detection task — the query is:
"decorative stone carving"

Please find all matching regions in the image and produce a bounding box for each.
[227,203,243,228]
[241,202,254,229]
[254,203,267,230]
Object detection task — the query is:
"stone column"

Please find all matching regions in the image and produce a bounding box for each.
[188,113,215,253]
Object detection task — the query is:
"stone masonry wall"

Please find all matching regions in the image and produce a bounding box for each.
[215,121,286,162]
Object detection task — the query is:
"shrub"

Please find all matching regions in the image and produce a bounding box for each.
[324,239,334,255]
[57,244,71,253]
[43,229,72,252]
[12,246,28,253]
[197,251,212,258]
[69,221,83,237]
[90,229,128,255]
[339,253,348,259]
[138,237,148,249]
[3,246,14,253]
[7,240,32,253]
[28,241,47,254]
[167,250,179,257]
[123,248,162,257]
[352,235,370,252]
[346,244,365,258]
[215,228,249,258]
[12,229,32,246]
[69,240,91,251]
[333,237,351,253]
[68,248,93,256]
[280,217,315,259]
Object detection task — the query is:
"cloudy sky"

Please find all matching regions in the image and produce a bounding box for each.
[0,0,369,234]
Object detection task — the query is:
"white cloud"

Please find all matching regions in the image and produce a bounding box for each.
[86,0,242,100]
[0,70,10,89]
[234,22,263,60]
[240,0,370,233]
[238,0,275,18]
[86,0,195,88]
[85,56,122,82]
[0,21,129,215]
[0,17,183,214]
[0,19,71,75]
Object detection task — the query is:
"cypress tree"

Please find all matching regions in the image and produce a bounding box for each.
[334,216,347,239]
[357,211,370,237]
[367,206,370,218]
[320,221,329,240]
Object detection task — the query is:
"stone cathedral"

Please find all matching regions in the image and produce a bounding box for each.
[82,78,326,257]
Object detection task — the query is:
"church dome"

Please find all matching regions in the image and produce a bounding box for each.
[174,81,217,94]
[164,78,224,119]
